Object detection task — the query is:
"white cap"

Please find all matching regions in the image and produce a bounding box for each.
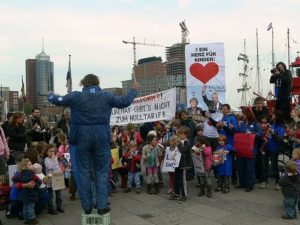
[147,130,157,136]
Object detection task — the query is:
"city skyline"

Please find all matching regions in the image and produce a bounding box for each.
[0,0,299,107]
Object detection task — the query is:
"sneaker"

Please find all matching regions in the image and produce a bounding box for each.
[70,195,76,201]
[178,196,187,202]
[57,207,65,213]
[48,209,58,215]
[214,187,222,192]
[275,183,281,190]
[259,182,267,189]
[168,193,180,200]
[28,218,39,225]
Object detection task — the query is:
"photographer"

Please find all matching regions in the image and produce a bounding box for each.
[269,62,292,122]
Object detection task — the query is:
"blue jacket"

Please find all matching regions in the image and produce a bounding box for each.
[12,169,41,202]
[216,144,235,176]
[220,114,238,146]
[266,123,284,152]
[237,121,263,155]
[48,86,137,144]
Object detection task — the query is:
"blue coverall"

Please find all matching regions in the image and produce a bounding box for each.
[48,85,137,211]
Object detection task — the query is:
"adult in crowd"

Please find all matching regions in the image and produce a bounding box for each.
[0,126,9,175]
[1,112,14,137]
[260,110,285,190]
[252,96,270,182]
[289,108,300,149]
[252,96,269,123]
[140,122,155,143]
[202,86,223,112]
[269,62,292,122]
[48,74,139,215]
[236,107,262,192]
[53,108,71,147]
[6,112,26,165]
[216,104,238,185]
[24,107,50,146]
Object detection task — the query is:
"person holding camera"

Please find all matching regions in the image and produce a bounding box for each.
[269,62,292,122]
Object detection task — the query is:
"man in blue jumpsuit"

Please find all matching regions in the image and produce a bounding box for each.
[48,74,139,214]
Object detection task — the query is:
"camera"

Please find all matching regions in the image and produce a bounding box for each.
[270,68,277,73]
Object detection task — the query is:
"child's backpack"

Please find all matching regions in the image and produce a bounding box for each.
[0,184,10,210]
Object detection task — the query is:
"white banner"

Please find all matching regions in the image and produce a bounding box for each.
[185,43,225,111]
[110,88,176,126]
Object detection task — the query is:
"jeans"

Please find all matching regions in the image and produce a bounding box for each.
[23,201,35,222]
[35,188,48,214]
[262,151,279,183]
[47,188,62,210]
[283,198,298,219]
[70,125,111,211]
[127,172,141,188]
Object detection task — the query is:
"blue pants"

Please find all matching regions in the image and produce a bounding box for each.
[23,201,35,222]
[283,198,298,219]
[71,125,111,211]
[35,188,48,214]
[127,172,141,188]
[237,157,255,188]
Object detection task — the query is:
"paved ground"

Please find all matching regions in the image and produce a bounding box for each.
[1,178,299,225]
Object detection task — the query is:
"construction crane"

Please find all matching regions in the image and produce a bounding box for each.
[179,20,189,43]
[122,36,163,67]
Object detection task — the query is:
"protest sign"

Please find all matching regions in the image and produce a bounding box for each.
[185,43,225,111]
[111,148,120,170]
[51,172,65,190]
[8,165,17,187]
[110,88,176,125]
[161,147,181,172]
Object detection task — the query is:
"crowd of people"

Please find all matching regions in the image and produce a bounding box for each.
[0,65,299,225]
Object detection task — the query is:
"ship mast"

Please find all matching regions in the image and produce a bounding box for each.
[237,39,251,106]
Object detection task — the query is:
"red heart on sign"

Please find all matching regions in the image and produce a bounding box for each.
[190,62,219,84]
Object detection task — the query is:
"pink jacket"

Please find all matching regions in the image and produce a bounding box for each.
[202,146,212,171]
[0,127,9,157]
[57,144,69,172]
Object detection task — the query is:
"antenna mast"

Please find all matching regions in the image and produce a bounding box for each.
[237,39,251,106]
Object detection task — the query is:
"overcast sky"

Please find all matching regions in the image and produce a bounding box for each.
[0,0,299,107]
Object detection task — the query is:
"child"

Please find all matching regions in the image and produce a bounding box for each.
[292,148,300,212]
[32,163,48,214]
[12,158,41,225]
[6,154,23,219]
[164,135,179,194]
[142,134,161,194]
[169,127,193,201]
[279,160,300,219]
[44,144,64,215]
[57,133,70,188]
[192,136,213,198]
[214,135,235,194]
[123,140,142,194]
[193,125,204,187]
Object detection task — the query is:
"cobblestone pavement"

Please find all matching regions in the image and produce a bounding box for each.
[1,178,299,225]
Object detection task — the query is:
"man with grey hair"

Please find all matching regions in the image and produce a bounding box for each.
[48,74,140,215]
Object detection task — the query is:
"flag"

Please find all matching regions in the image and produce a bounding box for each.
[267,22,272,31]
[66,55,72,93]
[21,76,26,102]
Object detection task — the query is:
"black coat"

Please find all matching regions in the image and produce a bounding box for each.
[279,173,300,199]
[178,140,193,169]
[7,125,26,152]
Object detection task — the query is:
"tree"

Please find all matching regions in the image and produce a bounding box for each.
[24,102,33,115]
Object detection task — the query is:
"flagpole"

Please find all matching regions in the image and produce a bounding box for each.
[287,28,291,71]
